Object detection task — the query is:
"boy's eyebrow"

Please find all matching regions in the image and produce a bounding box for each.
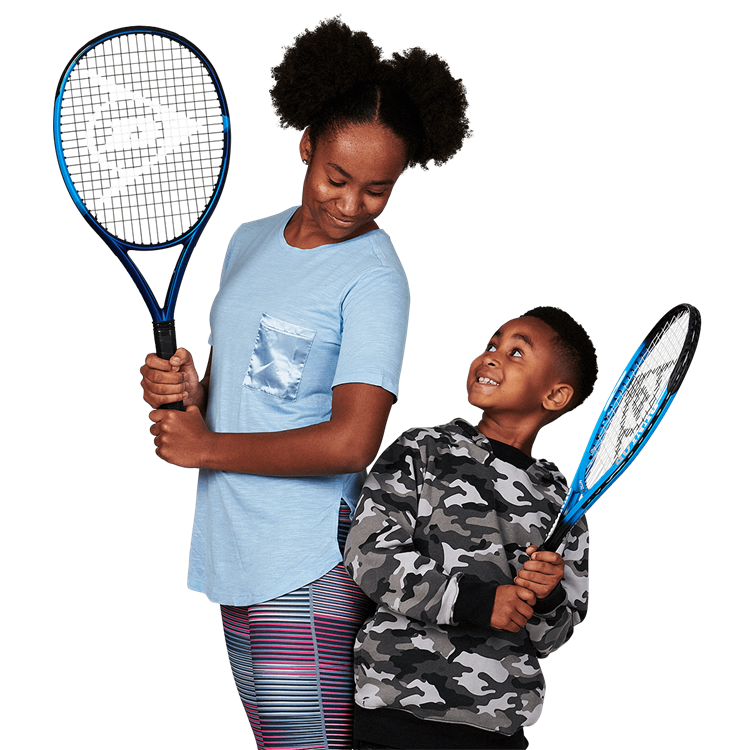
[513,333,534,347]
[327,162,396,186]
[492,329,535,348]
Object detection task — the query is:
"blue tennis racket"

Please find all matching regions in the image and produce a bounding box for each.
[53,26,231,409]
[541,303,701,552]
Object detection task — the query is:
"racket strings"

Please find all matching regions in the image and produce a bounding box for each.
[58,32,227,245]
[583,309,690,490]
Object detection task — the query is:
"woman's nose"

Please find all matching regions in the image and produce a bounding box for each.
[337,188,360,215]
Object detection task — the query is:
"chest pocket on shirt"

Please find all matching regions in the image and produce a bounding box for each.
[243,313,316,400]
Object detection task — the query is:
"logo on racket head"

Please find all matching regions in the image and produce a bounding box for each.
[614,360,672,463]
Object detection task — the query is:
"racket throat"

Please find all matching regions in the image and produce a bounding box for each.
[540,515,563,553]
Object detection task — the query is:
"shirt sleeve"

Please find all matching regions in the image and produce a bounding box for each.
[332,265,409,399]
[524,521,589,657]
[453,575,499,627]
[343,432,461,626]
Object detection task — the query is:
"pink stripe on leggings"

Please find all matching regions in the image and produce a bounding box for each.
[220,505,373,749]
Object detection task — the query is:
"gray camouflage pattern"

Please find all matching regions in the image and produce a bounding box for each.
[344,419,588,736]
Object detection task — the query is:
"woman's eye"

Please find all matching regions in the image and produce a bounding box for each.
[367,190,385,197]
[328,178,345,188]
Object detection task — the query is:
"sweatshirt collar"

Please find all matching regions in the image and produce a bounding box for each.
[445,418,561,484]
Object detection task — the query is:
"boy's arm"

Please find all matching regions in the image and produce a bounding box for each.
[345,431,495,626]
[522,522,589,657]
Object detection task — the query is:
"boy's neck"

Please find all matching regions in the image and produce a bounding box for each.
[475,414,541,457]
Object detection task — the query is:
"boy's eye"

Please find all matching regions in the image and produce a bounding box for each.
[487,344,497,352]
[510,347,523,357]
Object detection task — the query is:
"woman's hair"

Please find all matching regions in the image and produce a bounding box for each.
[270,17,470,170]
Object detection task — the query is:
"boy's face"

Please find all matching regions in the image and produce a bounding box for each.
[466,316,563,420]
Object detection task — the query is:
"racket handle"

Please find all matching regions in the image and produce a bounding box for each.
[153,320,184,411]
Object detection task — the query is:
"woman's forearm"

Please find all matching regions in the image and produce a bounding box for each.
[200,419,375,475]
[150,381,393,475]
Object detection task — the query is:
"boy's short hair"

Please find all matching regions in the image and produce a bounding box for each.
[522,306,598,409]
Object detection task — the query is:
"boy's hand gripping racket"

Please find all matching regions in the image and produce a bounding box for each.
[541,303,701,553]
[53,27,231,409]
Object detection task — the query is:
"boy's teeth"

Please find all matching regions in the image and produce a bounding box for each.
[479,377,499,385]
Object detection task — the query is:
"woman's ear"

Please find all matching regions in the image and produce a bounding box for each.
[299,128,313,164]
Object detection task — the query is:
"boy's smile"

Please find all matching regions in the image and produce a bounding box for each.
[467,316,573,453]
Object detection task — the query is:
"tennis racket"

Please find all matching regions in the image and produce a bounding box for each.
[541,303,701,553]
[53,26,231,409]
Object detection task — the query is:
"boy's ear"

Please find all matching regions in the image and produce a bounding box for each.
[542,383,575,414]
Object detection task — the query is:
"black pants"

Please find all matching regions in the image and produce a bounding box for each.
[355,743,528,750]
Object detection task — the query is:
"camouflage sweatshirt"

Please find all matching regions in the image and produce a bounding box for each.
[344,419,588,737]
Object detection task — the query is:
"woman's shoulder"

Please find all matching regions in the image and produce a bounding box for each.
[341,228,407,282]
[232,206,297,240]
[354,226,395,256]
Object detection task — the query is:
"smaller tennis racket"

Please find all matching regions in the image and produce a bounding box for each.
[53,27,230,409]
[541,303,701,553]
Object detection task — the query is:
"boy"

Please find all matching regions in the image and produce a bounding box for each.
[344,306,597,750]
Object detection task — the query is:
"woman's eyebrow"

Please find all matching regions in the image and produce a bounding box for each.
[327,162,396,186]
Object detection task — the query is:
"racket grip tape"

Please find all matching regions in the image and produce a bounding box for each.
[153,320,184,411]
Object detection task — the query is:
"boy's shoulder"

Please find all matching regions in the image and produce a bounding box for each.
[397,417,479,446]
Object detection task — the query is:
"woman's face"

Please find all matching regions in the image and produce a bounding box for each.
[297,122,407,245]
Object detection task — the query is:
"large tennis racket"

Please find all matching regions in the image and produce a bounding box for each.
[53,26,230,409]
[541,303,701,553]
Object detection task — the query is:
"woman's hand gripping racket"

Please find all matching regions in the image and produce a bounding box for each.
[541,303,701,553]
[53,26,230,410]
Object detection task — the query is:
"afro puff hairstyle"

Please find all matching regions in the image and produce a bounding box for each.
[522,306,598,410]
[270,17,470,170]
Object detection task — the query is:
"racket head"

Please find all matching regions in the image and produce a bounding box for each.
[53,26,231,320]
[543,303,701,551]
[54,26,230,249]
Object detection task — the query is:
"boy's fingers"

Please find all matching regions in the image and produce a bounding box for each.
[517,570,543,585]
[530,550,563,565]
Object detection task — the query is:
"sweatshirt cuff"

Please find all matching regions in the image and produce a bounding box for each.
[533,582,566,614]
[454,575,499,628]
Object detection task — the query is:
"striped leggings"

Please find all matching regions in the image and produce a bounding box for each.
[220,504,373,750]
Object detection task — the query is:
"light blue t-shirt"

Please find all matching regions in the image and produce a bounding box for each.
[187,207,410,605]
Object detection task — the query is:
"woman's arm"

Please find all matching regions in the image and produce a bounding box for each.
[141,254,404,476]
[148,380,393,475]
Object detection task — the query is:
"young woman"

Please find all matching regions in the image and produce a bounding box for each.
[140,18,470,750]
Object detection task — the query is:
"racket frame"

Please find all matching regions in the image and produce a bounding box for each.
[541,303,700,552]
[53,26,231,360]
[53,26,232,411]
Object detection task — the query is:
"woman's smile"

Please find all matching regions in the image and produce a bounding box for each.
[285,122,407,249]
